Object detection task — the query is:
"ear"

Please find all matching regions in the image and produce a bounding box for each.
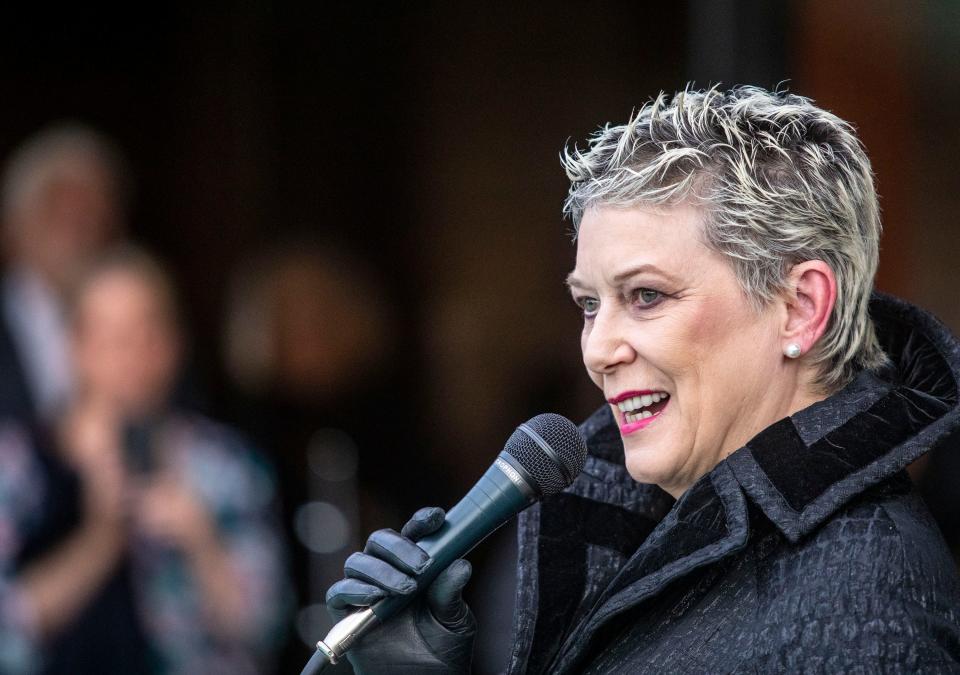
[781,260,836,358]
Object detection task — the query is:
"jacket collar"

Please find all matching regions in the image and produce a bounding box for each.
[728,293,960,542]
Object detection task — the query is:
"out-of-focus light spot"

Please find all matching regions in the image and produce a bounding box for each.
[308,428,359,481]
[294,501,351,553]
[295,602,333,647]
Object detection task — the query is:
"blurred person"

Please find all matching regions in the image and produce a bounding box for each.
[0,123,128,423]
[223,240,404,523]
[223,240,425,668]
[0,245,287,674]
[225,241,392,408]
[323,87,960,673]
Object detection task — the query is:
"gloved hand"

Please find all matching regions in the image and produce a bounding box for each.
[325,507,476,674]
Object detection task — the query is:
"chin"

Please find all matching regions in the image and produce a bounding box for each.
[622,443,682,489]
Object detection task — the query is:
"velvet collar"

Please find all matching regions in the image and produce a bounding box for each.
[728,292,959,542]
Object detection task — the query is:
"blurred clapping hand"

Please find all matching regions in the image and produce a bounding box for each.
[3,246,288,674]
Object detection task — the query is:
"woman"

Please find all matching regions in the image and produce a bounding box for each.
[325,87,960,673]
[0,246,288,674]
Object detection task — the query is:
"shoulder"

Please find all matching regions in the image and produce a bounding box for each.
[747,486,960,670]
[770,485,957,593]
[170,412,269,468]
[169,412,277,513]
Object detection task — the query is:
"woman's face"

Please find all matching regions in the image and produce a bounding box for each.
[72,270,180,418]
[568,204,799,497]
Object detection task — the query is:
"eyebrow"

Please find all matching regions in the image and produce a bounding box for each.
[566,263,681,289]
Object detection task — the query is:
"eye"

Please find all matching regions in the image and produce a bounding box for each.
[633,288,662,307]
[575,296,600,318]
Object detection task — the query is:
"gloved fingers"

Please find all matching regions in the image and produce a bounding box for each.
[365,528,431,575]
[426,558,473,628]
[400,506,446,541]
[325,578,386,615]
[344,552,418,595]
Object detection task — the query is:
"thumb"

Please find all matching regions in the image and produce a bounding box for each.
[426,559,472,628]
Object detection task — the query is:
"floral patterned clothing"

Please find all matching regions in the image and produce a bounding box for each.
[0,414,289,674]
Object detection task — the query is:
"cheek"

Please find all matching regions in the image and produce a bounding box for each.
[674,301,776,416]
[642,304,722,381]
[682,295,759,364]
[642,302,750,432]
[685,299,742,353]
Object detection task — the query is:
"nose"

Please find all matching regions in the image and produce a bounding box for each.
[582,305,636,375]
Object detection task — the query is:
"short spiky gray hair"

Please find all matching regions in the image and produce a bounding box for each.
[562,85,888,392]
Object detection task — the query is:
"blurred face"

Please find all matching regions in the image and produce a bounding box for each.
[568,204,798,497]
[10,162,122,290]
[72,270,180,418]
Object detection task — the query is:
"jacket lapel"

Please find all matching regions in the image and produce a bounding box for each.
[506,406,676,675]
[549,462,750,674]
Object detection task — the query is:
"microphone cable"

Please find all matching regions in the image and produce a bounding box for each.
[300,649,332,675]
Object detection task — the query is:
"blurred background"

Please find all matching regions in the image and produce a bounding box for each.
[0,1,957,673]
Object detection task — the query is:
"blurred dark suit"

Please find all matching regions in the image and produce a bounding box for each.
[0,302,37,423]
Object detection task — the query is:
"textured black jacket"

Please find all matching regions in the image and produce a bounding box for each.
[505,294,960,674]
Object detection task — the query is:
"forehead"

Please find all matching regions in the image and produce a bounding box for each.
[76,270,170,322]
[570,203,720,286]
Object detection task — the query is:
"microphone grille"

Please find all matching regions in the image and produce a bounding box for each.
[504,413,587,496]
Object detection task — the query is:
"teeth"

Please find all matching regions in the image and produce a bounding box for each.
[624,409,656,423]
[615,392,670,417]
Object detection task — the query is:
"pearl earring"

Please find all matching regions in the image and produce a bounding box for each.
[784,343,802,359]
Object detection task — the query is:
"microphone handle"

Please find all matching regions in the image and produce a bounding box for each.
[374,450,537,620]
[314,450,537,664]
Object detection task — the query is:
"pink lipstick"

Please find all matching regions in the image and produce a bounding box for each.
[607,389,670,435]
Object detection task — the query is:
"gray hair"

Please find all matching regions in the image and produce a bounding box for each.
[562,85,888,392]
[1,122,128,226]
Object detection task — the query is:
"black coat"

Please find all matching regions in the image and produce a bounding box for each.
[505,294,960,674]
[0,297,37,422]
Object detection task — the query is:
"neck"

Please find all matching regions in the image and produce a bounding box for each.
[660,368,827,500]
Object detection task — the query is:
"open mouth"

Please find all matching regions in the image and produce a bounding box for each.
[611,391,670,427]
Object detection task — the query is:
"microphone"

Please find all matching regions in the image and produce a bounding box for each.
[310,413,588,667]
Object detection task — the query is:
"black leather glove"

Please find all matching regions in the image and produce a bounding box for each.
[325,507,476,674]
